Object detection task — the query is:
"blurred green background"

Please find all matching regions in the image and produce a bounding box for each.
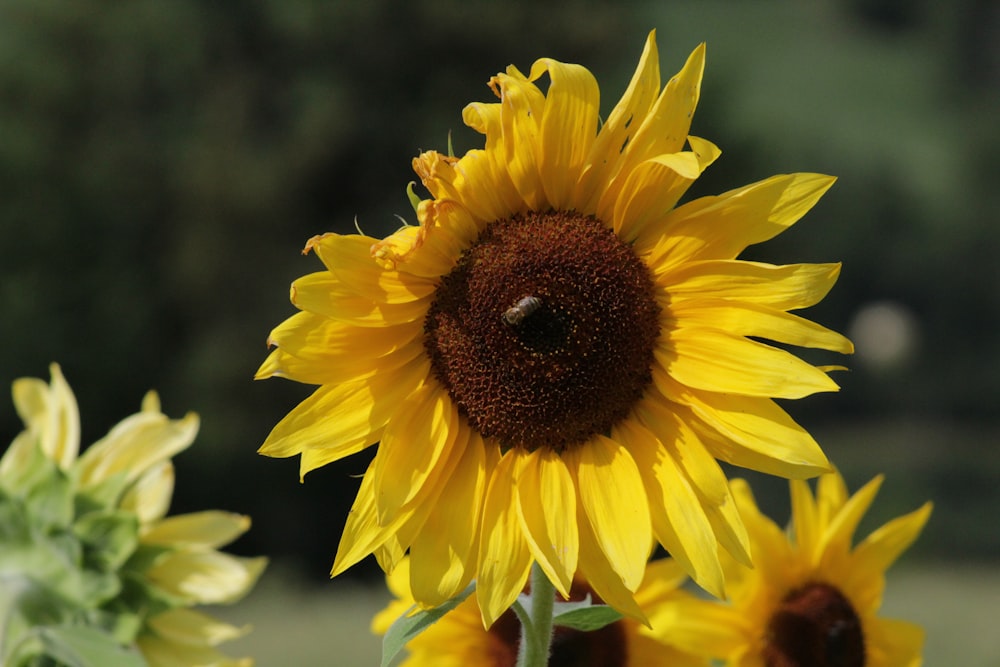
[1,0,998,663]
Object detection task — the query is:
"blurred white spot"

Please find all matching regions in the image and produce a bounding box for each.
[848,301,919,370]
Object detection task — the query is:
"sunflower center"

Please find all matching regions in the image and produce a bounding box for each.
[763,582,866,667]
[424,210,660,451]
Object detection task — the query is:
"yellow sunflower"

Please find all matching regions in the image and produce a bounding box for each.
[257,31,852,626]
[698,472,932,667]
[0,364,266,667]
[373,556,720,667]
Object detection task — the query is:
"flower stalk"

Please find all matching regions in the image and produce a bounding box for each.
[516,562,557,667]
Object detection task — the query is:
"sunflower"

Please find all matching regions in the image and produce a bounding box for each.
[0,364,266,667]
[373,556,720,667]
[696,472,932,667]
[257,31,852,626]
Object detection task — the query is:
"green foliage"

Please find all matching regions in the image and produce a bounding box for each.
[379,582,475,667]
[551,599,623,632]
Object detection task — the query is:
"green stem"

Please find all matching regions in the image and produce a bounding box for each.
[516,562,556,667]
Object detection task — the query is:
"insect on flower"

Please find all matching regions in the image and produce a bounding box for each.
[502,296,542,326]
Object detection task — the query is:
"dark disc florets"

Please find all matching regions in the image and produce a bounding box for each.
[424,210,660,451]
[763,582,866,667]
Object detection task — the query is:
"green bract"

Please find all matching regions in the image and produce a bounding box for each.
[0,365,265,667]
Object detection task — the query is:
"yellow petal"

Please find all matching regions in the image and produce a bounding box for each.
[575,503,646,624]
[137,635,252,667]
[257,355,429,468]
[491,67,546,210]
[651,172,836,266]
[790,477,821,557]
[659,328,840,399]
[658,259,843,311]
[617,420,725,598]
[575,30,661,212]
[11,363,81,470]
[853,501,932,575]
[515,448,578,598]
[612,150,708,244]
[289,270,428,326]
[819,475,883,560]
[674,387,831,478]
[476,449,532,628]
[864,617,925,667]
[146,608,249,646]
[308,233,437,304]
[372,383,460,523]
[669,298,853,353]
[567,435,651,591]
[76,411,199,490]
[257,311,424,384]
[331,458,426,577]
[408,429,489,606]
[607,42,705,194]
[120,461,174,524]
[142,511,251,550]
[146,551,267,605]
[633,394,751,567]
[528,57,599,210]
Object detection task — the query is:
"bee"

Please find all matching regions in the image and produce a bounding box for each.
[503,296,542,326]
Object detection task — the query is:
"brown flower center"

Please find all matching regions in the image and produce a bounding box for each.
[486,582,628,667]
[763,582,866,667]
[424,210,660,451]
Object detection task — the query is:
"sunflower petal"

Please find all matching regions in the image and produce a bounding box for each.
[408,429,489,607]
[142,511,250,550]
[864,617,925,667]
[515,448,578,598]
[257,356,429,468]
[659,328,840,399]
[575,30,661,212]
[491,68,546,210]
[331,459,424,577]
[372,384,460,523]
[568,435,651,591]
[477,450,532,628]
[651,172,836,265]
[852,502,932,575]
[308,233,437,303]
[669,298,854,353]
[658,259,843,312]
[618,420,725,598]
[529,57,599,210]
[575,507,647,624]
[674,387,831,478]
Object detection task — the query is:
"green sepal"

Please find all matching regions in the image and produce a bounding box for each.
[406,181,421,214]
[0,438,59,498]
[0,488,32,545]
[6,625,147,667]
[74,510,140,572]
[25,467,74,531]
[380,582,475,667]
[74,471,130,515]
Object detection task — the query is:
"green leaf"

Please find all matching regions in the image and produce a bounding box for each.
[552,604,623,632]
[10,625,147,667]
[380,582,475,667]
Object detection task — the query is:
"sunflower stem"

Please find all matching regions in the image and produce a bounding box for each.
[516,562,556,667]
